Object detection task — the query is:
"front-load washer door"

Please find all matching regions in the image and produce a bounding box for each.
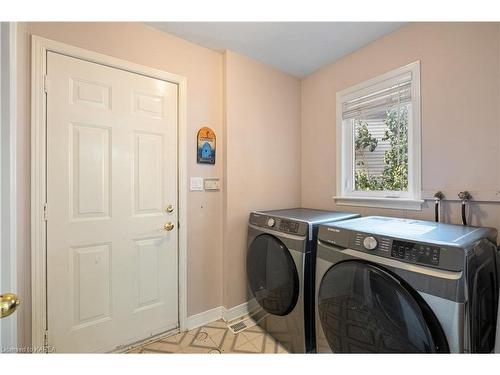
[246,234,299,316]
[317,260,449,353]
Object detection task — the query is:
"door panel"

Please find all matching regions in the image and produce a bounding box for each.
[71,244,112,327]
[133,132,163,215]
[47,52,178,352]
[70,124,111,219]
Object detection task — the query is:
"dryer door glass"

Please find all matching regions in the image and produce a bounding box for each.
[318,261,446,353]
[246,234,299,316]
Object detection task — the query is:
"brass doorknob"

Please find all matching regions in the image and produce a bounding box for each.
[1,293,20,319]
[165,204,174,213]
[164,222,175,231]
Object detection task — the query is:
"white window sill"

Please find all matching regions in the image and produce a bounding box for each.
[333,196,424,211]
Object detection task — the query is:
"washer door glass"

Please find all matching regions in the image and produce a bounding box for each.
[318,261,445,353]
[246,234,299,316]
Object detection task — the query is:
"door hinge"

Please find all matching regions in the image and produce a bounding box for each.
[43,330,49,353]
[43,202,48,221]
[44,75,49,93]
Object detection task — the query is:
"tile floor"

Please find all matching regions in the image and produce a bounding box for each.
[127,319,289,354]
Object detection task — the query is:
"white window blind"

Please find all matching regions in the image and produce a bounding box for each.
[342,72,412,120]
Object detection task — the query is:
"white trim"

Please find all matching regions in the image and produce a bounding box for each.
[334,196,424,211]
[0,21,18,349]
[31,34,47,350]
[185,307,224,331]
[185,302,252,331]
[31,35,188,350]
[177,78,188,333]
[8,22,18,349]
[335,61,422,210]
[222,301,251,322]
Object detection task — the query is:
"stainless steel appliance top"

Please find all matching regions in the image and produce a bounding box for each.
[320,216,497,248]
[256,208,359,225]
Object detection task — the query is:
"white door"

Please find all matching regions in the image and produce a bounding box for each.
[46,52,179,353]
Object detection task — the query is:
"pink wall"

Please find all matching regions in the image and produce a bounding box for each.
[14,21,500,348]
[16,22,225,346]
[301,23,500,231]
[223,51,302,308]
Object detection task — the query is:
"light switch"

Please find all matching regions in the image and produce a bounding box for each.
[190,177,204,191]
[204,178,221,191]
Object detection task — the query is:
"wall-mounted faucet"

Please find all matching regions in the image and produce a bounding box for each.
[433,191,445,222]
[458,191,472,226]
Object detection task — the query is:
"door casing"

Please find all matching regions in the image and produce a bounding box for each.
[1,22,18,350]
[31,35,188,350]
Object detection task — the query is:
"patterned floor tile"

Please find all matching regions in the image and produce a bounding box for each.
[178,346,213,354]
[276,344,289,353]
[204,319,228,329]
[242,331,265,352]
[198,326,228,347]
[142,340,183,353]
[159,331,193,347]
[188,332,221,349]
[245,324,265,334]
[129,318,290,354]
[263,335,278,353]
[126,347,142,353]
[230,333,260,353]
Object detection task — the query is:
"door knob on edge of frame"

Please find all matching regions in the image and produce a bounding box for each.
[164,222,175,231]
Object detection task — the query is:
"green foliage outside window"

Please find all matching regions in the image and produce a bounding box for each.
[354,106,409,191]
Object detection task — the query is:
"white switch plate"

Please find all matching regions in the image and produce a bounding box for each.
[190,177,204,191]
[204,178,221,191]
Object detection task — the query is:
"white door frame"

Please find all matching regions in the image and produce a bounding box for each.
[1,22,18,349]
[31,35,188,350]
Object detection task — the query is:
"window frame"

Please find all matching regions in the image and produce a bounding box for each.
[334,61,423,211]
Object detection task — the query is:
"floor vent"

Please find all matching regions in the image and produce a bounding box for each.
[227,315,257,334]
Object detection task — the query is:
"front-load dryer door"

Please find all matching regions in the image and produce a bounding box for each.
[317,261,449,353]
[246,234,299,316]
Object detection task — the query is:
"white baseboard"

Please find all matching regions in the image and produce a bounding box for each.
[222,301,251,322]
[185,301,251,331]
[185,306,224,331]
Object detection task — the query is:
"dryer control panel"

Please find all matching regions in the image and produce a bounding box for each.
[279,219,300,234]
[249,213,308,236]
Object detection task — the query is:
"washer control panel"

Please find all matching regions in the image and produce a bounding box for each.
[318,224,465,271]
[349,232,440,267]
[391,240,440,266]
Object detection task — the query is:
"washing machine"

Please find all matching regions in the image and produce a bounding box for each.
[315,216,499,353]
[246,208,360,353]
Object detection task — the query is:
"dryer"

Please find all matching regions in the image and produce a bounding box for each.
[315,216,499,353]
[246,208,360,353]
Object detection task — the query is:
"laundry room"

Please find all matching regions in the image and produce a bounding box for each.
[2,1,500,373]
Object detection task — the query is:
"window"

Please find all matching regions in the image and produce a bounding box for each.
[335,61,422,210]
